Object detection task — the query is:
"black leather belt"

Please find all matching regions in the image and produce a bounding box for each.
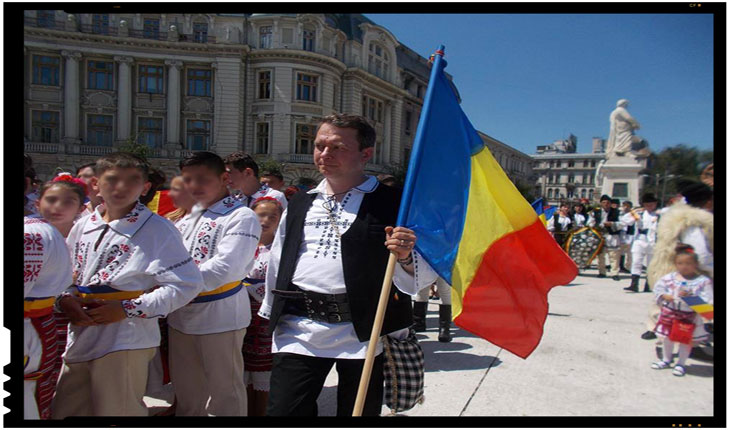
[638,229,648,234]
[272,285,352,324]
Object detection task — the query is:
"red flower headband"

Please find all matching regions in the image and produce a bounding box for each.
[251,196,282,210]
[53,174,89,196]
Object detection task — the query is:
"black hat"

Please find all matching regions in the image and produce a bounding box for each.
[678,180,713,207]
[611,198,620,205]
[600,194,611,202]
[640,193,658,204]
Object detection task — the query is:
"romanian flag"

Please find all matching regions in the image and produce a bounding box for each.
[146,190,176,217]
[681,296,714,320]
[398,46,578,359]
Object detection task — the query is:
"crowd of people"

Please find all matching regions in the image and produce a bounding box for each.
[546,175,714,377]
[23,112,713,419]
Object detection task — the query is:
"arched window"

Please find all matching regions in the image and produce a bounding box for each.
[303,26,315,51]
[589,189,594,200]
[368,42,389,79]
[548,189,553,199]
[581,189,587,198]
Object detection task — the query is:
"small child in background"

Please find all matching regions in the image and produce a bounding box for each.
[651,244,713,377]
[242,197,283,416]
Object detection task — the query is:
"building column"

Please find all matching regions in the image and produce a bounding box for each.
[165,60,183,147]
[61,50,82,143]
[382,101,391,165]
[114,56,134,142]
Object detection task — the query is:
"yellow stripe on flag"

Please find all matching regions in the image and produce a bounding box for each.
[147,191,160,214]
[451,147,537,319]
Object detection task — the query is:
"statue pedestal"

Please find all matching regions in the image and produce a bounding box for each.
[599,156,644,205]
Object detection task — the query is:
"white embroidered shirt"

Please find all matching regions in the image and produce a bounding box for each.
[167,196,262,335]
[64,202,205,364]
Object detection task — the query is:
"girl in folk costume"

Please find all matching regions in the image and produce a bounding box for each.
[33,176,89,411]
[242,197,283,416]
[547,203,573,248]
[651,244,713,377]
[24,179,79,419]
[571,203,587,228]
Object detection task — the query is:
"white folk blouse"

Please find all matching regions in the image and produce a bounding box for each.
[167,196,262,335]
[24,216,72,300]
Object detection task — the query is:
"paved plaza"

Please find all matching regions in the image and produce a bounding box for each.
[144,268,714,417]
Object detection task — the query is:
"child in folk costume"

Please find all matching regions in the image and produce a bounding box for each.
[571,203,587,228]
[547,203,573,248]
[52,153,205,417]
[242,197,283,416]
[167,152,262,416]
[651,244,712,377]
[24,188,74,419]
[32,176,89,411]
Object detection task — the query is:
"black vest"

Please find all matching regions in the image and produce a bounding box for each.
[592,207,620,235]
[552,213,573,232]
[267,185,413,342]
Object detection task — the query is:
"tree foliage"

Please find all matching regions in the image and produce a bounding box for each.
[644,144,713,199]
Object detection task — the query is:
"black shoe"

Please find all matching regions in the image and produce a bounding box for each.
[438,305,453,343]
[625,275,640,292]
[612,275,621,281]
[597,274,607,278]
[642,281,651,292]
[619,268,631,274]
[641,331,657,340]
[412,301,427,332]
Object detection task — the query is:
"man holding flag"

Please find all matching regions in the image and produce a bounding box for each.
[258,114,437,416]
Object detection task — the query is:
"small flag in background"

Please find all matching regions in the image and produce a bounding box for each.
[146,190,176,217]
[681,296,714,320]
[396,46,578,359]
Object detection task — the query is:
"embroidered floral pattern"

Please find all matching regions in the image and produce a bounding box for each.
[24,233,44,252]
[86,241,136,286]
[24,262,42,283]
[121,298,147,318]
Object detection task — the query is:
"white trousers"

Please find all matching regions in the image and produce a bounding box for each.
[415,277,451,305]
[631,239,654,276]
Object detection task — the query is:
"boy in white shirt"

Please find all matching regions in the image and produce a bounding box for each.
[167,151,262,416]
[52,153,205,417]
[223,151,288,210]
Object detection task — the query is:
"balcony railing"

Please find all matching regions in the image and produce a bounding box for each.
[277,153,313,164]
[24,142,60,154]
[79,145,114,156]
[25,16,216,44]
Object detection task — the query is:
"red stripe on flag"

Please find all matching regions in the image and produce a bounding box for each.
[156,190,176,216]
[454,219,577,359]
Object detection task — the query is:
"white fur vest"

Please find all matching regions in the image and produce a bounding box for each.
[647,202,713,287]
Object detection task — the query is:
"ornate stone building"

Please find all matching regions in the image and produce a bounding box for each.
[531,136,606,205]
[23,11,457,184]
[23,10,540,193]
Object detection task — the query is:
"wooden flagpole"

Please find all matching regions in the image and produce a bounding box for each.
[352,252,398,416]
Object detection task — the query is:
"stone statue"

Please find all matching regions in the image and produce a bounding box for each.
[606,99,648,159]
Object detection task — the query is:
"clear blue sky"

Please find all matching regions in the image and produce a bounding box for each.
[365,13,714,156]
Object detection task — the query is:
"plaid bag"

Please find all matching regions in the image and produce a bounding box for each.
[382,328,425,414]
